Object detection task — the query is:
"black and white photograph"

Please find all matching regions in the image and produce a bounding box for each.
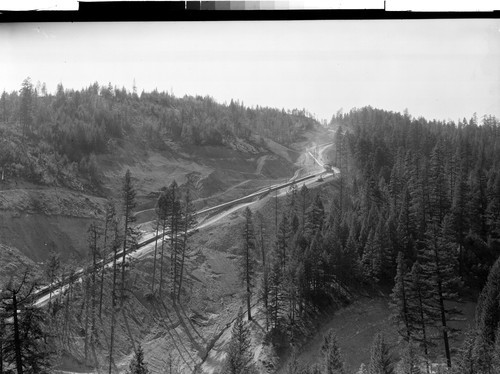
[1,9,500,374]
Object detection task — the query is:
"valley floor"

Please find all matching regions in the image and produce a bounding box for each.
[276,294,477,373]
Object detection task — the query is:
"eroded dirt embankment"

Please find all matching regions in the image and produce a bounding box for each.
[0,188,108,263]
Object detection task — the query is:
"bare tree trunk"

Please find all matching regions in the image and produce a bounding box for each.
[64,267,74,347]
[99,255,106,319]
[12,290,23,374]
[0,319,4,374]
[152,221,159,293]
[170,191,178,302]
[275,190,278,233]
[99,217,110,319]
[59,267,66,304]
[159,223,166,299]
[121,217,128,305]
[84,278,90,363]
[246,246,252,321]
[177,203,190,301]
[417,290,430,374]
[109,229,119,374]
[260,221,266,269]
[91,228,98,341]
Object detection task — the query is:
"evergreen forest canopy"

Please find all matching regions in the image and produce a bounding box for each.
[2,77,500,373]
[0,77,318,190]
[319,106,500,371]
[221,105,500,373]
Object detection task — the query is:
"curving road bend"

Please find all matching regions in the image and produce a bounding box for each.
[32,143,336,308]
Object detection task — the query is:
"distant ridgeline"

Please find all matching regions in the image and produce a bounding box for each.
[0,78,318,189]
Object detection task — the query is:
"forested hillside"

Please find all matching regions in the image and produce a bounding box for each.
[2,77,500,373]
[206,106,500,373]
[309,106,500,372]
[200,106,500,373]
[0,78,317,191]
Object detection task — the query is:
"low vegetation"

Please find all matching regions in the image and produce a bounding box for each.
[0,78,317,192]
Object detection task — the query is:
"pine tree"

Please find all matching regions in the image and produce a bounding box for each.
[82,272,92,363]
[338,145,349,215]
[223,309,255,374]
[1,90,7,122]
[375,217,393,281]
[306,193,325,237]
[287,182,299,216]
[240,207,256,320]
[269,259,284,329]
[177,188,197,301]
[0,313,4,374]
[61,260,78,347]
[286,350,301,374]
[162,351,180,374]
[1,270,53,374]
[492,326,500,372]
[156,189,170,299]
[284,249,301,336]
[255,212,267,269]
[428,142,450,225]
[396,341,421,374]
[341,229,360,284]
[334,126,344,167]
[390,252,412,341]
[259,263,270,331]
[19,77,34,138]
[277,213,291,273]
[468,167,488,240]
[121,169,138,305]
[44,250,60,306]
[305,364,324,374]
[151,213,160,294]
[168,181,182,301]
[472,330,493,374]
[486,173,500,240]
[397,186,416,262]
[321,329,345,374]
[452,327,475,374]
[100,203,116,318]
[305,232,324,298]
[418,215,461,368]
[291,213,300,235]
[128,344,150,374]
[361,229,382,283]
[300,184,311,235]
[368,333,393,374]
[450,169,469,275]
[407,155,427,248]
[275,189,279,235]
[405,262,435,367]
[475,257,500,351]
[109,222,120,374]
[87,222,101,344]
[357,363,369,374]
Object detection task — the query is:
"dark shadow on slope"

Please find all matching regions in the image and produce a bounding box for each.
[173,303,206,357]
[178,302,208,344]
[160,299,198,369]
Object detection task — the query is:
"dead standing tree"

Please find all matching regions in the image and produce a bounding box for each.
[120,169,138,307]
